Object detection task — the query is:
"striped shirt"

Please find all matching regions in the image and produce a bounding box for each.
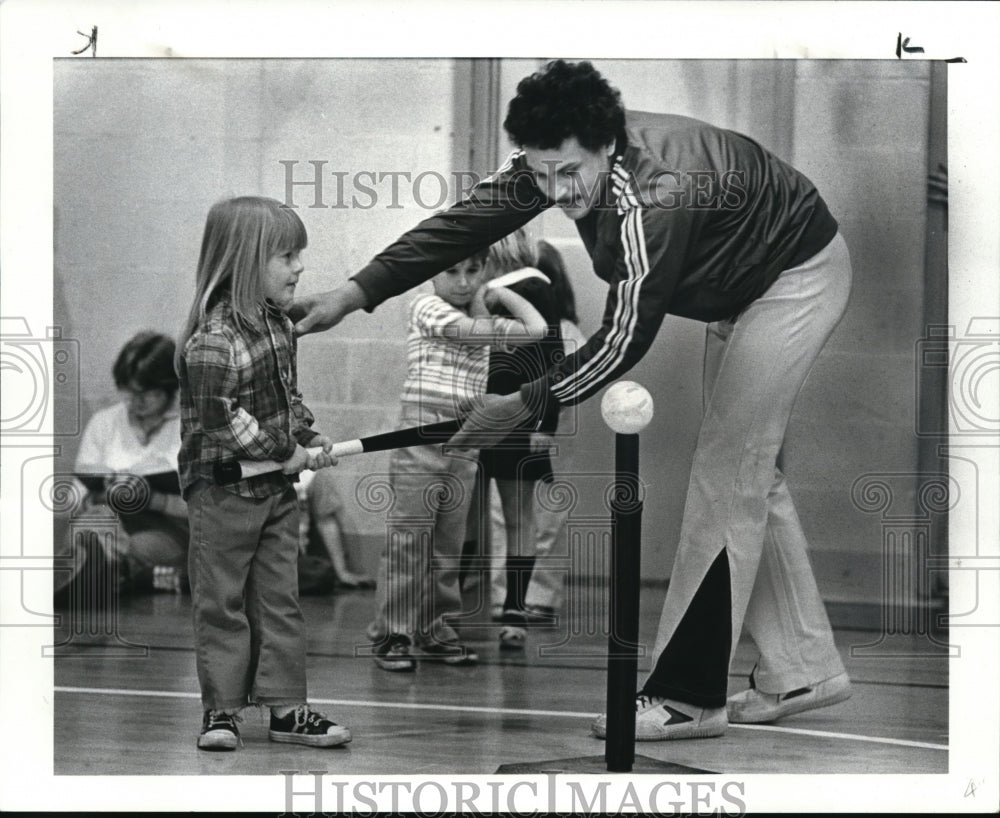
[398,293,497,417]
[177,295,321,499]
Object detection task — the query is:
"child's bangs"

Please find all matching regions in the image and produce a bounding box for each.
[268,204,308,253]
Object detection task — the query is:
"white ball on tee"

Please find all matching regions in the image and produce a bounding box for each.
[600,381,654,434]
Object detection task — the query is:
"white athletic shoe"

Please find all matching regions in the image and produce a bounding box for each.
[499,624,527,650]
[499,610,527,650]
[591,694,727,741]
[727,671,852,724]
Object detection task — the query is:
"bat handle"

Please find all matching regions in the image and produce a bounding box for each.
[328,440,364,458]
[256,442,361,470]
[214,440,366,485]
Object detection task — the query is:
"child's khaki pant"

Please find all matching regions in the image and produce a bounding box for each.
[370,407,479,646]
[187,481,306,711]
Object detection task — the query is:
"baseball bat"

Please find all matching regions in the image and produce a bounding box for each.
[212,418,463,485]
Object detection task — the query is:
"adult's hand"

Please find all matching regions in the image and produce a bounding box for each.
[289,280,368,336]
[449,392,535,450]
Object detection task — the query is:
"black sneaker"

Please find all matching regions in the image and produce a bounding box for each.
[374,634,416,672]
[522,605,558,628]
[269,704,352,747]
[419,640,479,665]
[197,709,241,751]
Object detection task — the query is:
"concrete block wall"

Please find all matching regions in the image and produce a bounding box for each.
[53,59,458,576]
[787,60,933,615]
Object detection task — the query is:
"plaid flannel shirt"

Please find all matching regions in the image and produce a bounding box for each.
[178,295,321,498]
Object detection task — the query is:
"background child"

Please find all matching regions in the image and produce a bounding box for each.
[295,468,374,594]
[370,247,548,671]
[176,195,347,751]
[58,331,189,607]
[476,231,564,649]
[487,240,586,625]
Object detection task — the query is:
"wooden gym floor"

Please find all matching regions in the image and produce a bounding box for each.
[51,582,948,777]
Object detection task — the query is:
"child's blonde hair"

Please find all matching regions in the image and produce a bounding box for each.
[177,196,307,366]
[484,226,538,278]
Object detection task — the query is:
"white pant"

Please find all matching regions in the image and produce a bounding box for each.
[646,233,852,701]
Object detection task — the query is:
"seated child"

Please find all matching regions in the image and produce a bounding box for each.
[295,468,374,594]
[57,331,189,607]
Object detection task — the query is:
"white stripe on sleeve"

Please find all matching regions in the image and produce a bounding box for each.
[552,203,650,402]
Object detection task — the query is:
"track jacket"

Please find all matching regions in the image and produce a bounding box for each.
[351,110,839,422]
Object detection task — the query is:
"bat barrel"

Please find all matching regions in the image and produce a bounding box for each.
[357,418,462,452]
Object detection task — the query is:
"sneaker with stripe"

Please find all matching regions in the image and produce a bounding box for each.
[591,693,727,741]
[269,704,352,748]
[419,640,479,665]
[498,610,527,650]
[374,633,417,672]
[727,670,852,723]
[197,709,241,751]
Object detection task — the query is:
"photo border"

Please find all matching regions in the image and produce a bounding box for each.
[1,1,997,813]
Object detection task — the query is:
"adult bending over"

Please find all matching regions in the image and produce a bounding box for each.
[292,60,853,740]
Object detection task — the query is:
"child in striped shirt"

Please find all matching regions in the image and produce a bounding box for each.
[370,247,548,671]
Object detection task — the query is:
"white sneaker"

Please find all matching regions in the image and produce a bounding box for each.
[499,610,527,650]
[591,694,727,741]
[727,671,852,724]
[499,624,526,650]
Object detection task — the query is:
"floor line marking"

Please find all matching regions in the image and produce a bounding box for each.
[53,686,598,718]
[731,723,947,751]
[55,685,948,752]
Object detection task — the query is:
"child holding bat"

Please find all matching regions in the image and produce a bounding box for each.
[176,196,348,751]
[369,242,549,671]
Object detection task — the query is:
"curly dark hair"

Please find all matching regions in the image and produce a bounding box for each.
[503,60,626,152]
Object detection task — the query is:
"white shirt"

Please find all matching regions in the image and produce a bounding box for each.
[75,400,181,475]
